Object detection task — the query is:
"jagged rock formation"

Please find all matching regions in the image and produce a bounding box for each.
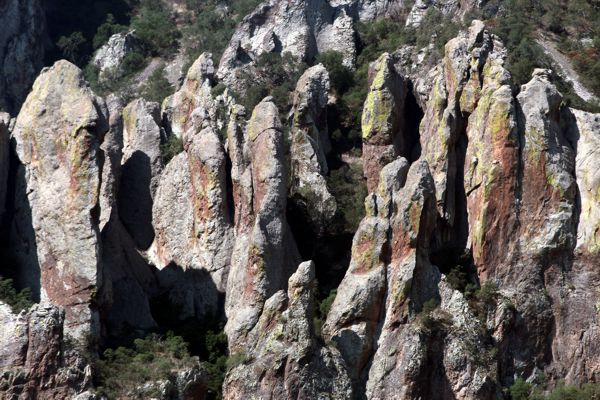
[93,31,142,80]
[0,304,94,399]
[225,97,300,349]
[150,124,234,320]
[0,0,46,115]
[3,4,600,397]
[119,98,165,249]
[162,52,217,140]
[224,261,352,399]
[405,0,478,27]
[11,60,108,341]
[288,64,336,235]
[216,0,399,93]
[361,53,411,192]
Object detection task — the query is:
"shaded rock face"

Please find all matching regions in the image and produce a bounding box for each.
[0,0,46,115]
[119,98,165,250]
[11,60,108,341]
[288,64,336,236]
[224,261,352,399]
[216,0,397,94]
[0,113,11,223]
[150,125,234,321]
[321,19,600,398]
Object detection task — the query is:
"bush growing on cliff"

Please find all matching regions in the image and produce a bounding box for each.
[131,0,180,57]
[0,277,33,313]
[160,134,184,165]
[141,65,173,104]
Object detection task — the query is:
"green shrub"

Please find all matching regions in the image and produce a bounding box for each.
[326,163,368,233]
[93,14,127,49]
[315,51,354,94]
[131,0,180,57]
[141,66,173,104]
[510,378,533,400]
[313,288,337,338]
[57,32,88,65]
[160,134,184,165]
[96,332,196,399]
[0,277,33,313]
[239,52,307,113]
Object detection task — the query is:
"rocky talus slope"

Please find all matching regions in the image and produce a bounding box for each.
[1,6,600,399]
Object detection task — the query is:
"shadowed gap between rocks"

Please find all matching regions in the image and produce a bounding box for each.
[118,150,155,250]
[404,81,423,163]
[1,143,41,301]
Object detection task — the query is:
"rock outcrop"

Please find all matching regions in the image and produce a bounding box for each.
[162,52,217,140]
[216,0,397,94]
[150,124,234,321]
[288,64,336,235]
[11,60,108,341]
[0,0,46,115]
[224,261,353,399]
[224,97,300,349]
[0,304,94,399]
[93,31,141,80]
[361,53,412,192]
[0,113,11,223]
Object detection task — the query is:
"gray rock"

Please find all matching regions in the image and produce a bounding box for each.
[11,60,108,341]
[93,31,142,80]
[289,64,337,235]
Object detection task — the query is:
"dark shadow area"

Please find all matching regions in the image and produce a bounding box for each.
[403,83,424,162]
[0,146,41,301]
[118,150,155,250]
[43,0,132,67]
[415,331,458,400]
[150,262,226,353]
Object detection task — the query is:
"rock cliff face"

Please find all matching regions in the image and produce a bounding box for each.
[224,261,352,399]
[3,5,600,399]
[0,0,46,115]
[11,60,107,341]
[216,0,399,93]
[288,64,336,236]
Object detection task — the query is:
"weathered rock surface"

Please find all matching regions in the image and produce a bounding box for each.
[224,97,300,350]
[361,53,411,192]
[162,52,216,140]
[216,0,396,93]
[0,0,46,115]
[11,60,108,341]
[0,304,93,399]
[406,0,479,27]
[288,64,336,235]
[224,261,352,399]
[92,31,141,80]
[150,125,234,320]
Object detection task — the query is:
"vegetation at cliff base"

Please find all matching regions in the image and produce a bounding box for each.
[509,378,600,400]
[96,332,196,399]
